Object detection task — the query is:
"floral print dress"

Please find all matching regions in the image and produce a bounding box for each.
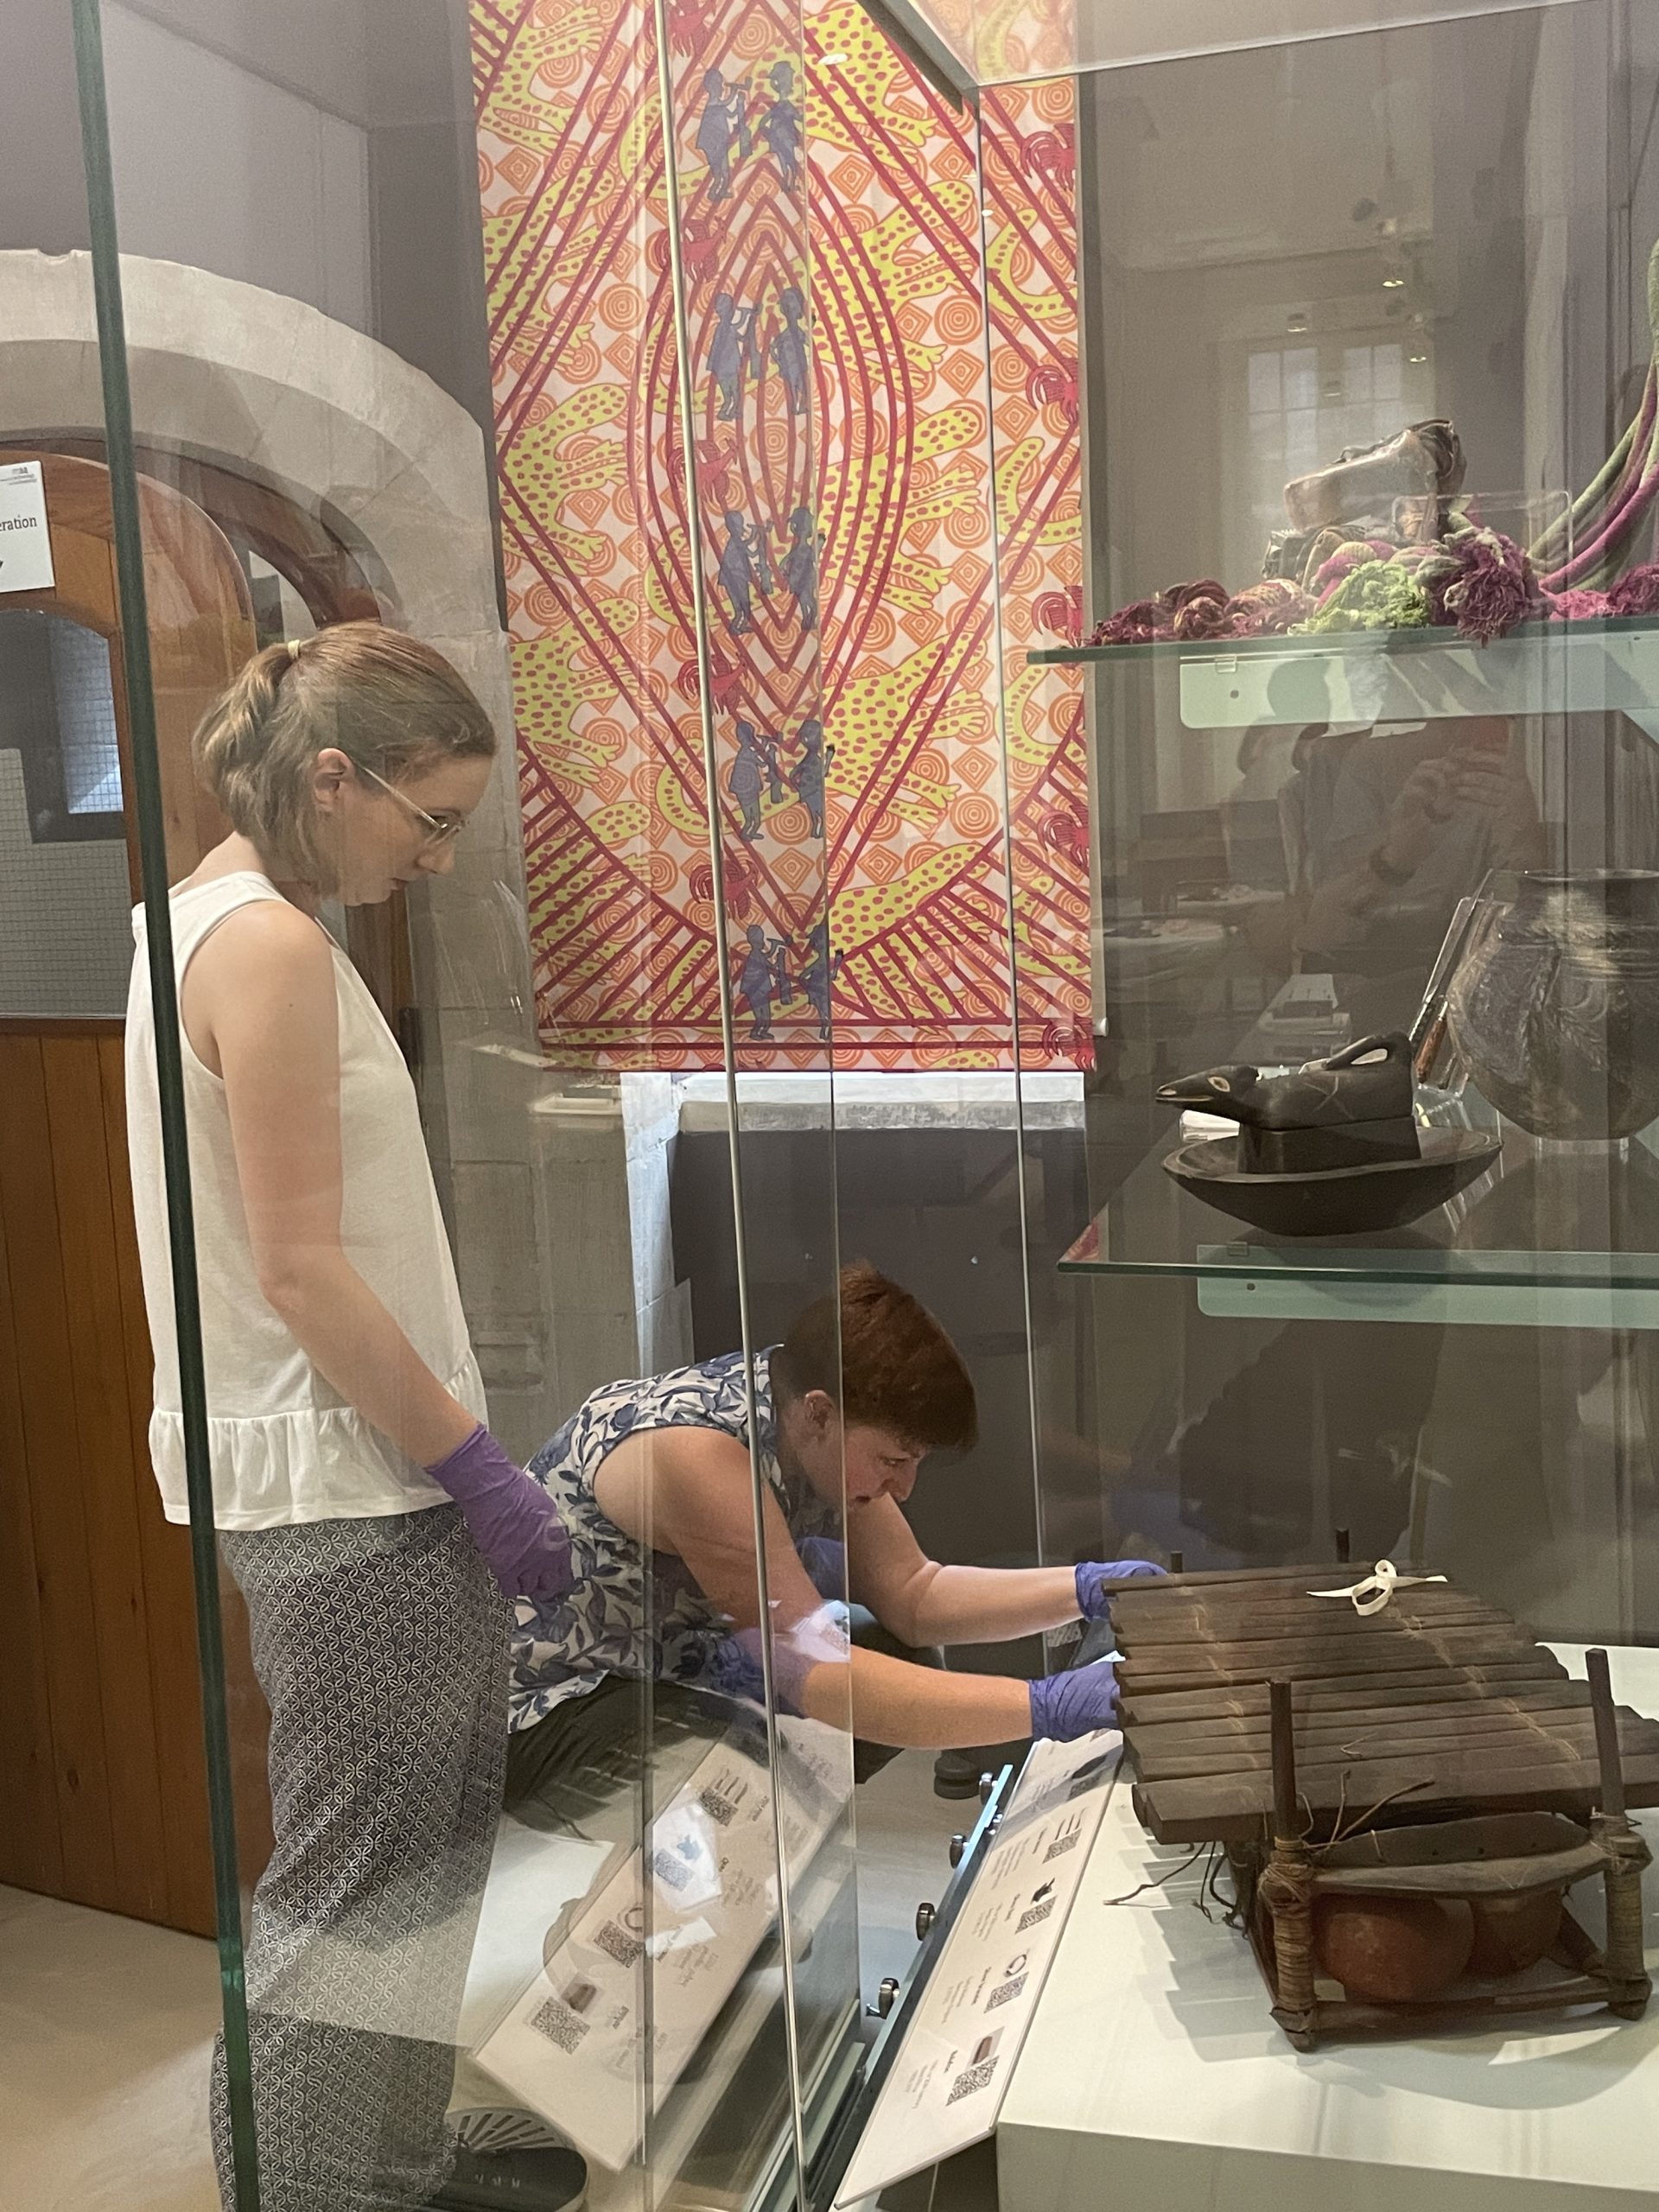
[508,1347,833,1731]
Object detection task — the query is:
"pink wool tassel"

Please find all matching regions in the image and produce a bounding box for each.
[1545,587,1613,621]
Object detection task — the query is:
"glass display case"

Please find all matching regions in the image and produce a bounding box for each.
[3,5,875,2211]
[966,3,1659,2206]
[7,3,1659,2211]
[986,0,1659,1632]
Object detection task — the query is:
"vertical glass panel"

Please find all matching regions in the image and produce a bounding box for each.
[0,11,239,2209]
[88,0,863,2207]
[968,73,1095,1647]
[803,0,1052,2041]
[658,0,857,2196]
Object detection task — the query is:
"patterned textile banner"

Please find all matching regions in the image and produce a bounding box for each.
[470,0,1084,1066]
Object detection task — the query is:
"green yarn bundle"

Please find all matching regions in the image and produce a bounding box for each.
[1298,560,1432,635]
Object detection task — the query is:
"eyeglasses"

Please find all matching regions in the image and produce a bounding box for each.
[355,760,467,847]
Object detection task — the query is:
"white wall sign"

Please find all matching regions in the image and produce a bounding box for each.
[833,1730,1122,2209]
[0,461,54,594]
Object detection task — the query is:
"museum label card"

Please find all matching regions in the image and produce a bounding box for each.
[0,461,54,593]
[833,1729,1122,2207]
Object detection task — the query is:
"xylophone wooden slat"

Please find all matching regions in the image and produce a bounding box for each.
[1128,1690,1601,1751]
[1132,1709,1659,1783]
[1104,1569,1632,1841]
[1133,1747,1659,1844]
[1117,1660,1571,1725]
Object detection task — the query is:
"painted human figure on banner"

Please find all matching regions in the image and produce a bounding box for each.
[760,60,804,192]
[728,721,771,841]
[791,718,830,837]
[772,286,809,416]
[697,69,751,200]
[800,918,842,1042]
[709,294,760,423]
[736,923,792,1041]
[785,507,818,632]
[718,512,772,632]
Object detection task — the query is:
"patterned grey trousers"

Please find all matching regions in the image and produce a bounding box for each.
[213,1504,508,2212]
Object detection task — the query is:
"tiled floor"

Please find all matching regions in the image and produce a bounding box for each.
[0,1751,976,2212]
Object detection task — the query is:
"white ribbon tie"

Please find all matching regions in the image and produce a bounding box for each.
[1309,1557,1447,1616]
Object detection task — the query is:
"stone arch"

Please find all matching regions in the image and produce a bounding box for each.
[0,250,559,1448]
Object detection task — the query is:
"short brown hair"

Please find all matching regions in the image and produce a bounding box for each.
[774,1265,977,1454]
[194,620,497,890]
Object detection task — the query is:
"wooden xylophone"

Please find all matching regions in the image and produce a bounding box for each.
[1104,1564,1656,2044]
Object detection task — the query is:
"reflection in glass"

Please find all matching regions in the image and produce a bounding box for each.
[988,5,1659,1677]
[0,608,130,1017]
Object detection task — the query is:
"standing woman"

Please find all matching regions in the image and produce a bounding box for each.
[125,625,576,2212]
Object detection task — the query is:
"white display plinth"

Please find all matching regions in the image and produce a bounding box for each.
[998,1644,1659,2212]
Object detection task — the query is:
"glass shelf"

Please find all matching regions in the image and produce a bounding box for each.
[888,0,1523,90]
[1059,1133,1659,1325]
[1028,618,1659,732]
[1028,614,1659,667]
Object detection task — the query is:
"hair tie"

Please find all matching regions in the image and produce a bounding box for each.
[286,639,302,664]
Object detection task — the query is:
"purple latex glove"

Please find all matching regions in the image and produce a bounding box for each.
[699,1628,769,1707]
[424,1425,575,1603]
[698,1602,850,1713]
[796,1535,847,1601]
[1028,1657,1120,1742]
[1075,1558,1166,1620]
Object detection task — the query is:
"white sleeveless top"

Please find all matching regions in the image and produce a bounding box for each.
[125,871,486,1529]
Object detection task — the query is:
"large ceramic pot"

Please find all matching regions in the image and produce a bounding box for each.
[1446,870,1659,1139]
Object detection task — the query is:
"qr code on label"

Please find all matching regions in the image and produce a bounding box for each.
[1015,1897,1054,1934]
[594,1919,643,1967]
[946,2058,998,2106]
[699,1787,739,1828]
[530,1999,590,2055]
[988,1974,1027,2011]
[1044,1828,1081,1863]
[652,1847,694,1891]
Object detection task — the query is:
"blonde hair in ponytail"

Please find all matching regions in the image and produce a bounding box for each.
[193,621,497,889]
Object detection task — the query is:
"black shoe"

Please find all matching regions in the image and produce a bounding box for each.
[932,1748,987,1800]
[428,2143,588,2210]
[933,1741,1030,1801]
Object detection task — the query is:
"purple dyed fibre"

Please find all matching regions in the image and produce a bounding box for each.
[1087,594,1173,645]
[1606,563,1659,616]
[1420,527,1541,642]
[1170,580,1232,639]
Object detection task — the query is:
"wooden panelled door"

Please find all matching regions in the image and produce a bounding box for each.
[0,451,260,1937]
